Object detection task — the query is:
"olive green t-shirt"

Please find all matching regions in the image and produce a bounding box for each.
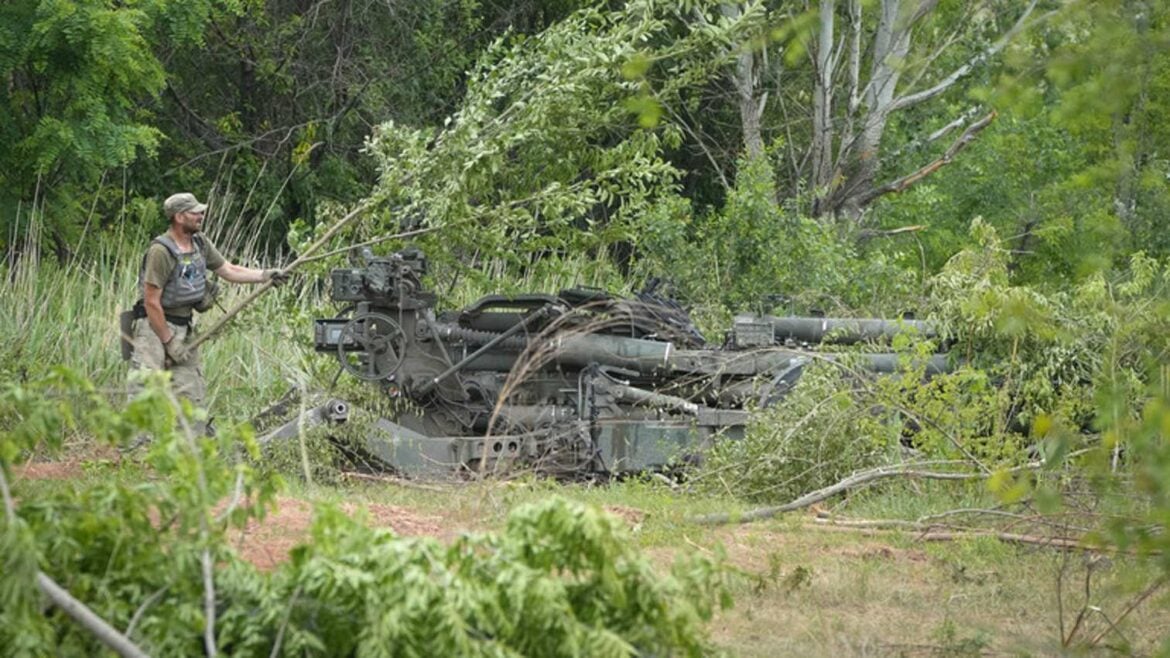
[142,234,226,317]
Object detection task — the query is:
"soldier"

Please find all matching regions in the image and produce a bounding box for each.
[126,192,287,432]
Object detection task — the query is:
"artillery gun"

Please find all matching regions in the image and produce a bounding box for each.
[285,248,947,478]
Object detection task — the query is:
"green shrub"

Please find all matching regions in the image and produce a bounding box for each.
[697,362,901,503]
[634,157,920,324]
[0,370,731,657]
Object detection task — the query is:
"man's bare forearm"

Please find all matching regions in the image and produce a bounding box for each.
[215,263,268,284]
[144,289,173,344]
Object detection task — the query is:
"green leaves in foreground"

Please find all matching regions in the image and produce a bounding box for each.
[0,369,729,657]
[264,498,731,657]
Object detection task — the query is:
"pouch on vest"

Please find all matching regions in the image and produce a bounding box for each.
[119,310,135,361]
[194,278,220,313]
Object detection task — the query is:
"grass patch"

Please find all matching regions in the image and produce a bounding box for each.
[270,473,1170,655]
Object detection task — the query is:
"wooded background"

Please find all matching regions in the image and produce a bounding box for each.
[3,0,1166,301]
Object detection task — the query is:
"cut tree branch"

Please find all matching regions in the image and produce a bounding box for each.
[1,467,150,658]
[857,110,996,207]
[202,549,217,657]
[689,456,1047,526]
[690,464,997,525]
[284,226,438,265]
[189,199,376,350]
[806,520,1099,552]
[36,575,152,658]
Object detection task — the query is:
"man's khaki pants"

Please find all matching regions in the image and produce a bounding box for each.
[128,318,205,409]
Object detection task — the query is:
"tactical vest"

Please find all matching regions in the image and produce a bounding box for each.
[139,234,208,310]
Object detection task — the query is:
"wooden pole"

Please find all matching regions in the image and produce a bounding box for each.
[188,200,376,350]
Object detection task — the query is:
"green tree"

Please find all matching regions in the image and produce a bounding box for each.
[871,0,1170,285]
[0,0,193,259]
[0,0,566,262]
[348,0,761,289]
[152,0,492,245]
[1041,0,1170,258]
[655,0,1049,224]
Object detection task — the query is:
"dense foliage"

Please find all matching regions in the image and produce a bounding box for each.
[705,218,1170,496]
[0,0,568,258]
[0,373,730,656]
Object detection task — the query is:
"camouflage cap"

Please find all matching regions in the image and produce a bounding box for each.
[164,192,208,217]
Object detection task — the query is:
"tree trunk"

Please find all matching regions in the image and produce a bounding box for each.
[810,0,836,196]
[722,3,768,160]
[735,49,765,159]
[806,0,1035,222]
[820,0,909,221]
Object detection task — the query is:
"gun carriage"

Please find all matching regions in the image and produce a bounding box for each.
[300,248,947,478]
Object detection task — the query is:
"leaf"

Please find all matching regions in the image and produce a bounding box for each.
[620,51,652,79]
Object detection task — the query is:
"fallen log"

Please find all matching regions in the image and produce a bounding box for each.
[688,464,998,525]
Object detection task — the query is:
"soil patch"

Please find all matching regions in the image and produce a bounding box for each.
[14,458,467,571]
[229,496,458,570]
[15,460,86,480]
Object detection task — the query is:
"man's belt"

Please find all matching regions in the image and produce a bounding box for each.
[131,300,192,327]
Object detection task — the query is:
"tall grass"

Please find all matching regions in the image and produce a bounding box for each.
[0,196,327,427]
[2,207,136,389]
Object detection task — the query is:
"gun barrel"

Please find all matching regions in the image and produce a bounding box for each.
[857,353,951,375]
[552,334,673,373]
[451,332,673,375]
[752,316,936,344]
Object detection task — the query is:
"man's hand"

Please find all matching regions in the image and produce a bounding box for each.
[264,269,290,286]
[164,336,191,365]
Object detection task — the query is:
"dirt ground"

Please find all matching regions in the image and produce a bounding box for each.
[224,495,457,570]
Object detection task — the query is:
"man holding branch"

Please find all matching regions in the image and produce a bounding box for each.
[126,192,287,430]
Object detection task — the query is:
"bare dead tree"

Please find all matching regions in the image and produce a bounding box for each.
[713,0,1058,222]
[808,0,1046,221]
